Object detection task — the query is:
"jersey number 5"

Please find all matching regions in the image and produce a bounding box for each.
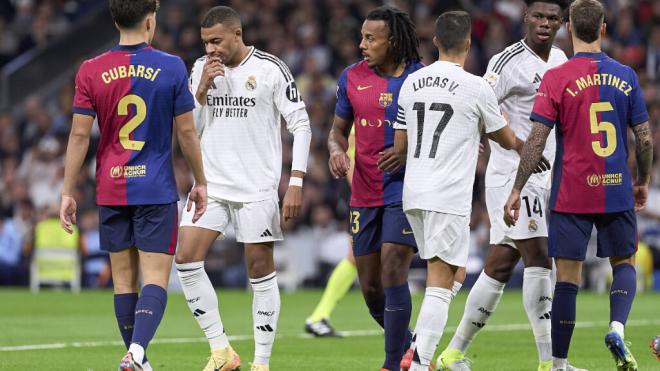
[589,102,616,157]
[118,94,146,151]
[412,102,454,158]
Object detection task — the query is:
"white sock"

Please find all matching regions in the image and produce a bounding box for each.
[141,361,153,371]
[523,267,553,362]
[177,262,229,351]
[412,287,453,367]
[448,271,505,352]
[128,343,145,365]
[553,357,567,369]
[451,281,463,299]
[251,271,280,365]
[610,320,625,339]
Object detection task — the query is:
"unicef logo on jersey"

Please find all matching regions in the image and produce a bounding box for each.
[586,173,623,187]
[245,75,257,91]
[110,165,147,178]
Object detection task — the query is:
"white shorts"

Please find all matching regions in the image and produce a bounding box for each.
[405,209,469,267]
[180,195,283,243]
[486,181,549,248]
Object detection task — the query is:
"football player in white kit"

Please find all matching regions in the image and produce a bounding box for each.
[393,11,518,371]
[173,6,311,371]
[438,1,585,371]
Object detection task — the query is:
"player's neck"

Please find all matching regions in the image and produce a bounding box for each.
[375,61,405,77]
[438,53,465,67]
[524,38,551,62]
[225,43,250,68]
[572,37,602,54]
[118,31,149,46]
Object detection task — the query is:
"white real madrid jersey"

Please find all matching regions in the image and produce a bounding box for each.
[394,61,506,216]
[483,40,567,189]
[190,47,305,202]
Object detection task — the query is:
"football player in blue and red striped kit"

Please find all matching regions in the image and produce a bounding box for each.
[505,1,652,370]
[59,1,207,370]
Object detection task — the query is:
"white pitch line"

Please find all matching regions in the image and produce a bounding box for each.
[2,318,659,352]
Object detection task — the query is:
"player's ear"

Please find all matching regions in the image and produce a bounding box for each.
[235,26,242,39]
[600,23,606,38]
[432,36,439,49]
[464,37,471,53]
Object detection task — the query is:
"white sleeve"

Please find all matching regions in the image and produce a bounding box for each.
[483,52,512,103]
[283,108,312,173]
[272,60,306,117]
[393,80,409,130]
[477,79,507,133]
[190,58,207,137]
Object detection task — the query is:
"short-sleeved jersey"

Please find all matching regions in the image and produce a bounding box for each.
[395,61,507,216]
[190,48,306,202]
[531,52,649,213]
[73,43,194,206]
[335,60,424,207]
[484,41,567,189]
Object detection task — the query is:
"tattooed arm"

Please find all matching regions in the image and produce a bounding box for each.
[632,121,653,211]
[503,121,551,226]
[513,122,552,192]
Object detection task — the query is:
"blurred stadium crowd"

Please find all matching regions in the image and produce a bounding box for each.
[0,0,659,291]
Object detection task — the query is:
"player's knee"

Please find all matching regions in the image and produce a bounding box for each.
[484,262,514,283]
[521,255,552,269]
[246,259,274,279]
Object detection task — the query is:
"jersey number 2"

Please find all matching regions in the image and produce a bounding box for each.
[589,102,616,157]
[118,94,146,151]
[412,102,454,158]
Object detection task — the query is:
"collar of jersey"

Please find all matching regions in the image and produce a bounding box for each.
[112,42,149,51]
[571,51,607,60]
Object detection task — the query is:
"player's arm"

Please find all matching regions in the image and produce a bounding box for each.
[632,121,652,211]
[60,113,93,234]
[389,102,408,172]
[346,127,356,185]
[283,107,312,221]
[175,111,208,223]
[328,115,353,178]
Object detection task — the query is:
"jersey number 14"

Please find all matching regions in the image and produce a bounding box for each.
[412,102,454,159]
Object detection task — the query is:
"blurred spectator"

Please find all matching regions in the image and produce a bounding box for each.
[78,208,109,288]
[0,211,28,285]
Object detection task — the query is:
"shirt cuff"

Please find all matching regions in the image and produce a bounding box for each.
[72,107,96,117]
[530,112,555,128]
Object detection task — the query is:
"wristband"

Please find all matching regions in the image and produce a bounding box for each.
[289,177,303,187]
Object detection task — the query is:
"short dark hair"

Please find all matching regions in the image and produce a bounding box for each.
[569,0,605,43]
[524,0,569,10]
[434,11,471,53]
[201,6,241,29]
[366,6,420,65]
[109,0,159,29]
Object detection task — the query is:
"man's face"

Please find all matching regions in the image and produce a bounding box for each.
[359,20,391,68]
[524,2,563,47]
[201,22,240,63]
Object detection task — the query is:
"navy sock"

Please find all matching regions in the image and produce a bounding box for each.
[610,264,636,325]
[114,293,149,363]
[365,293,385,328]
[551,282,578,359]
[131,284,168,351]
[383,283,412,371]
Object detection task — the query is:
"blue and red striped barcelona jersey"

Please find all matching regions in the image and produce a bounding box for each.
[531,52,649,213]
[336,60,424,207]
[73,43,194,206]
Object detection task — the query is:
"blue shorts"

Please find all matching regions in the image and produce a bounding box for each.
[99,203,178,255]
[349,202,417,257]
[548,209,637,261]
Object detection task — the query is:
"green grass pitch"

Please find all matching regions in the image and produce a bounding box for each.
[0,289,658,370]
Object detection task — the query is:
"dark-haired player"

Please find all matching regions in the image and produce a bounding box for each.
[438,2,582,370]
[174,5,312,371]
[59,1,207,370]
[327,6,442,371]
[505,0,651,369]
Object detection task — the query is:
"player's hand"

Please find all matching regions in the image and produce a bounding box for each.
[377,147,406,173]
[329,151,350,178]
[187,183,208,223]
[59,195,77,234]
[282,185,302,222]
[200,56,225,91]
[503,189,521,227]
[532,156,551,174]
[633,182,648,212]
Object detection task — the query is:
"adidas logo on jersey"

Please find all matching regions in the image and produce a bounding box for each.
[533,73,542,84]
[539,311,552,320]
[260,229,273,238]
[256,324,274,332]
